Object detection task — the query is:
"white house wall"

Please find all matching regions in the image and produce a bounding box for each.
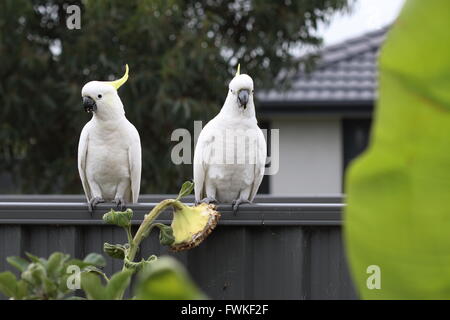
[269,117,342,195]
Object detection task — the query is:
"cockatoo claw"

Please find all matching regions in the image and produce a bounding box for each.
[113,197,127,211]
[232,199,252,215]
[88,197,105,216]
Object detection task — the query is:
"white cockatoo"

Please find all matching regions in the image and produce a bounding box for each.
[78,65,141,213]
[193,65,267,213]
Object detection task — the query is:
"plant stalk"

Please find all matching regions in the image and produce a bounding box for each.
[117,199,184,299]
[126,199,183,264]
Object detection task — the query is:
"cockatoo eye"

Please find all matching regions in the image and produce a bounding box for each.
[97,94,102,99]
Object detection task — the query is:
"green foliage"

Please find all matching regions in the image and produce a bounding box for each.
[123,255,158,273]
[80,255,204,300]
[104,243,128,260]
[0,182,215,300]
[103,208,133,228]
[176,180,194,200]
[6,256,29,272]
[154,223,175,246]
[135,256,205,300]
[0,251,202,300]
[0,0,352,194]
[0,272,22,299]
[81,269,133,300]
[0,252,105,300]
[345,0,450,299]
[82,252,106,267]
[150,181,194,246]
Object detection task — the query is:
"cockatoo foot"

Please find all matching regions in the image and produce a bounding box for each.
[232,199,252,215]
[113,197,127,211]
[200,196,218,205]
[88,197,105,214]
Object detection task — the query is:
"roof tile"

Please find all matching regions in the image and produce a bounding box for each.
[258,26,388,105]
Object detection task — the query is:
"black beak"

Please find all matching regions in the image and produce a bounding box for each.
[238,89,250,109]
[83,96,97,113]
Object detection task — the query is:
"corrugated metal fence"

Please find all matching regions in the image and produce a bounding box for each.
[0,195,357,300]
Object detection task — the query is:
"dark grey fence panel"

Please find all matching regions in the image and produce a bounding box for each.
[81,225,128,277]
[309,227,356,299]
[187,227,249,299]
[244,226,307,299]
[0,196,357,300]
[0,225,22,277]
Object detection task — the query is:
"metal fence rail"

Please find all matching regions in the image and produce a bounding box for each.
[0,195,357,300]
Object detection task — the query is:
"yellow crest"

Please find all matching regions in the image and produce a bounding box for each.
[235,63,240,77]
[107,64,129,90]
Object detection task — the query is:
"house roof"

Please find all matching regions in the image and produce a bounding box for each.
[258,26,389,115]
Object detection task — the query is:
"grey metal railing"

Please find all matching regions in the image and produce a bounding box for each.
[0,195,356,300]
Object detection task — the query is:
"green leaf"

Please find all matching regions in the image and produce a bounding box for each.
[134,256,205,300]
[7,256,29,272]
[21,263,46,287]
[47,252,69,278]
[103,243,127,260]
[15,280,29,300]
[57,274,72,295]
[153,223,175,246]
[66,258,89,269]
[25,252,42,264]
[106,270,133,300]
[42,278,57,298]
[123,255,157,272]
[80,273,108,300]
[176,181,194,200]
[345,0,450,299]
[83,253,106,267]
[83,266,109,282]
[103,209,133,228]
[66,254,105,271]
[81,269,133,300]
[0,272,18,298]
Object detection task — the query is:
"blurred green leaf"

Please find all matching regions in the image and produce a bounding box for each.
[106,270,133,300]
[81,269,133,300]
[345,0,450,299]
[21,263,46,287]
[2,251,113,299]
[83,266,109,282]
[83,253,106,267]
[135,256,205,300]
[15,280,29,300]
[0,271,18,298]
[80,272,109,300]
[24,252,42,264]
[6,256,29,273]
[47,252,69,278]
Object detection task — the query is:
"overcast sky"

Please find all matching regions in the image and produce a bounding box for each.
[320,0,406,45]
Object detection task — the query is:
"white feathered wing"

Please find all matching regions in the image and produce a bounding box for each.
[127,125,142,203]
[78,122,92,202]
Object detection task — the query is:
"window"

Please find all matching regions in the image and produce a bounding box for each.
[342,118,372,189]
[258,121,271,194]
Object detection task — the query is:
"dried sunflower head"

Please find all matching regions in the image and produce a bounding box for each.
[170,202,220,252]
